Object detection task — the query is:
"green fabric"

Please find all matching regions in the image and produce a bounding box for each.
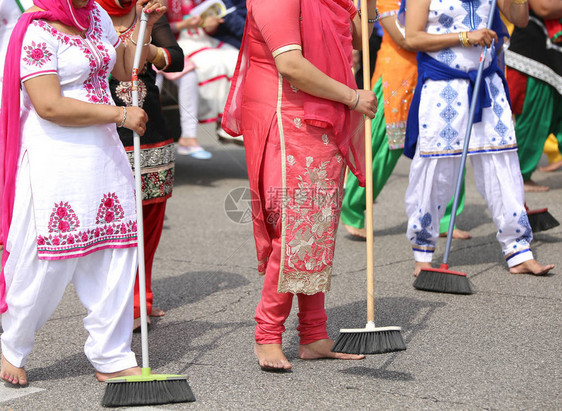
[341,77,401,229]
[515,76,562,181]
[439,174,466,234]
[340,77,465,231]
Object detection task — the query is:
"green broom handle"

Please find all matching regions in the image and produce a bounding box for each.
[359,0,376,325]
[131,10,150,370]
[442,0,497,265]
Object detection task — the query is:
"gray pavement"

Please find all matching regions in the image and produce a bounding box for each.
[1,125,561,410]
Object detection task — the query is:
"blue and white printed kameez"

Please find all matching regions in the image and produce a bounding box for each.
[405,0,534,268]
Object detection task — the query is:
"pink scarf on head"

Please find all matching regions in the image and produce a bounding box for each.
[222,0,365,185]
[0,0,95,313]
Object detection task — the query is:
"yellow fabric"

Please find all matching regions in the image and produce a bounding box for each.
[544,133,562,163]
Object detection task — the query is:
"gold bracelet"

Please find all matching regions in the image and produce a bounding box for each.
[461,31,471,47]
[149,47,166,67]
[512,0,528,4]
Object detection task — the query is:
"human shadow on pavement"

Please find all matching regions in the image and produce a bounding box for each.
[173,147,248,188]
[320,297,446,381]
[152,270,250,311]
[25,270,250,382]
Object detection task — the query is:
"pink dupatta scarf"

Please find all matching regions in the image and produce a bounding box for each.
[0,0,95,313]
[222,0,366,185]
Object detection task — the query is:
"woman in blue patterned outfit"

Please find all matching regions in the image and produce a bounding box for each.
[402,0,554,276]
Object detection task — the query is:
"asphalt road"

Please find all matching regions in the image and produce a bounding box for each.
[1,125,561,410]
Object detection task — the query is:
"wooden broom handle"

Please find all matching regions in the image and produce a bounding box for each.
[359,0,376,325]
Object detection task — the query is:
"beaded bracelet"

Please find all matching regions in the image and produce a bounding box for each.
[512,0,528,4]
[348,89,360,110]
[357,8,380,23]
[117,107,127,128]
[130,35,152,47]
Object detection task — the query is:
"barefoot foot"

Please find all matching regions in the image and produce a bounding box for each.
[150,307,165,317]
[254,343,292,372]
[539,160,562,173]
[343,224,366,240]
[510,259,554,276]
[133,316,151,332]
[96,366,142,382]
[440,229,472,240]
[414,262,432,277]
[524,180,550,192]
[299,339,365,360]
[1,354,27,386]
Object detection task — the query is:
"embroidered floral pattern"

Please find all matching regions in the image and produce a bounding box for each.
[23,41,53,67]
[48,201,80,233]
[33,8,113,105]
[115,79,148,107]
[37,220,137,255]
[141,169,174,201]
[96,193,125,224]
[278,154,344,295]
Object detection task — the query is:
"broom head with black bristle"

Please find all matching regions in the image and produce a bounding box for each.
[527,208,560,233]
[331,322,406,355]
[102,370,195,407]
[413,264,473,294]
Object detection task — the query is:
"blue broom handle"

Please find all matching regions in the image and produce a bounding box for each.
[442,0,497,265]
[131,10,150,370]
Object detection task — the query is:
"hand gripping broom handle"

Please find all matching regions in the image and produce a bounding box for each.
[131,10,150,370]
[442,0,497,265]
[359,0,376,326]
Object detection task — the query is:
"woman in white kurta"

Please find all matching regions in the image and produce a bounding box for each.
[403,0,554,276]
[0,0,166,386]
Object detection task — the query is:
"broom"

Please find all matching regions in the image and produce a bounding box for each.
[413,0,502,295]
[525,203,560,233]
[332,0,406,355]
[102,10,195,407]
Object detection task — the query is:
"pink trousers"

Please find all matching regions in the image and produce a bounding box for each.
[254,135,329,345]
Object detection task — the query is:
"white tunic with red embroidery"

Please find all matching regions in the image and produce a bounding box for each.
[19,4,137,260]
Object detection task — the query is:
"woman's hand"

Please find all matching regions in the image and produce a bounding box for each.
[135,0,167,27]
[354,89,378,119]
[121,106,149,136]
[174,15,202,31]
[201,15,224,33]
[466,29,498,47]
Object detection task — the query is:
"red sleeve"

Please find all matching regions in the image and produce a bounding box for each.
[251,0,302,55]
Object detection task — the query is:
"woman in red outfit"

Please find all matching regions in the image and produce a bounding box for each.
[223,0,378,371]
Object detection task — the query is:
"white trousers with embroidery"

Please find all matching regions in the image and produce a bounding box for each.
[405,146,533,268]
[1,156,138,373]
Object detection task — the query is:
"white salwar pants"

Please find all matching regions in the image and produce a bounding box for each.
[405,146,533,268]
[1,154,138,373]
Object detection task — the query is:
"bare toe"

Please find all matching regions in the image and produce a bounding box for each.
[510,259,554,276]
[1,354,27,386]
[524,180,550,192]
[299,339,365,360]
[254,343,292,371]
[413,262,432,277]
[96,366,142,382]
[150,307,165,317]
[343,224,366,240]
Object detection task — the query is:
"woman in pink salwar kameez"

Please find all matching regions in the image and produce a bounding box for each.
[223,0,379,371]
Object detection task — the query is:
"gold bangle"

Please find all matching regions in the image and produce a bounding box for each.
[149,47,166,67]
[512,0,528,4]
[461,31,471,47]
